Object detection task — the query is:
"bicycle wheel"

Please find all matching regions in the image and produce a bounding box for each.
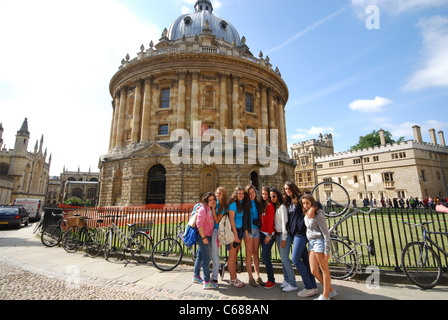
[62,227,81,253]
[311,181,350,217]
[130,232,153,263]
[152,238,183,271]
[103,231,125,262]
[86,229,104,258]
[41,225,63,247]
[401,241,442,289]
[328,238,357,280]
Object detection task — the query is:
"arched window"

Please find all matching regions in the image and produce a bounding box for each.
[203,86,215,109]
[146,165,166,204]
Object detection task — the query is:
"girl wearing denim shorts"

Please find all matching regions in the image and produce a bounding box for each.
[302,194,337,300]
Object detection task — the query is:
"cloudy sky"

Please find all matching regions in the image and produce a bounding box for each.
[1,0,447,176]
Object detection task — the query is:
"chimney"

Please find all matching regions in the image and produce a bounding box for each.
[413,125,423,142]
[429,128,438,145]
[379,128,386,146]
[439,131,446,147]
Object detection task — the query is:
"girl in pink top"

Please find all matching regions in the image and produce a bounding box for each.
[193,192,219,289]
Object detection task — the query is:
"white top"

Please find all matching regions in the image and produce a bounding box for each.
[274,204,288,241]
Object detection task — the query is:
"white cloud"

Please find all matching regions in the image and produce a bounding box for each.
[403,16,448,91]
[291,127,335,141]
[0,0,161,175]
[349,96,393,112]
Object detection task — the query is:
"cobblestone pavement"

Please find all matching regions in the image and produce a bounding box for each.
[0,261,154,300]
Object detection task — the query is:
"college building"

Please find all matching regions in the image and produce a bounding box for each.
[291,126,448,202]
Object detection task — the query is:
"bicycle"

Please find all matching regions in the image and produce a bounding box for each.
[311,181,351,217]
[41,212,68,247]
[101,215,154,265]
[401,221,448,289]
[311,182,377,280]
[152,221,197,271]
[33,211,45,234]
[62,217,104,258]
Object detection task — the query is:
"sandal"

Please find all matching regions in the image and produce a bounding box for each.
[249,278,258,287]
[230,278,245,288]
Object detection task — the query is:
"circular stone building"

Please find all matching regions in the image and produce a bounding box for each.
[99,0,295,206]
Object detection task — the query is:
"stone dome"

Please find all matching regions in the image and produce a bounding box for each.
[167,0,242,46]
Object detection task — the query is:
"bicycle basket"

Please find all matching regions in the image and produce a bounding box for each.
[66,216,87,228]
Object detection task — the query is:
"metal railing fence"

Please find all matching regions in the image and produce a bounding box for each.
[61,205,448,272]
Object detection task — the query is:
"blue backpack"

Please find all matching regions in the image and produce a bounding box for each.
[183,203,202,247]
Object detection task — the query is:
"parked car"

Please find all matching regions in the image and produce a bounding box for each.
[0,206,30,229]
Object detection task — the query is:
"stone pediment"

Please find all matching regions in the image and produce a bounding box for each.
[130,142,173,157]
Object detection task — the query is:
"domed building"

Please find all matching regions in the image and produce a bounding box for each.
[98,0,295,206]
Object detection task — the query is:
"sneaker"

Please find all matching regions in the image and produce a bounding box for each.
[314,294,330,300]
[192,276,203,284]
[282,284,298,292]
[329,289,337,299]
[280,281,288,288]
[297,288,318,297]
[264,281,276,289]
[203,281,219,290]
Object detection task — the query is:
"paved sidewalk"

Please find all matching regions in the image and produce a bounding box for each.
[1,225,448,302]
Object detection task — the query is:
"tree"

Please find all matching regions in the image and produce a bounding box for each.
[350,130,404,151]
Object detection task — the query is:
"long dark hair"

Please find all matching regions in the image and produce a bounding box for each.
[300,194,320,215]
[283,180,301,207]
[270,187,283,209]
[201,192,216,207]
[260,186,271,213]
[245,184,261,214]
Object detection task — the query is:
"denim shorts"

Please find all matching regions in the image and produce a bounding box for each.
[245,228,260,239]
[308,238,325,253]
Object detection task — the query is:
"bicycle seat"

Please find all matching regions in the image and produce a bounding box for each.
[96,219,104,224]
[127,223,136,228]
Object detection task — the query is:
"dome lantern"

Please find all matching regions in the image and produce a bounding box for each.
[195,0,213,13]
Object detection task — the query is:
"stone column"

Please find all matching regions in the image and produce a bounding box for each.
[219,72,228,130]
[109,96,119,150]
[267,88,275,141]
[278,99,287,152]
[141,77,152,143]
[260,84,268,132]
[177,71,187,130]
[190,70,200,130]
[116,87,127,148]
[131,79,143,144]
[232,75,240,130]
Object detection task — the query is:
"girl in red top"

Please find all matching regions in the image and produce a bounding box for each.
[259,186,277,289]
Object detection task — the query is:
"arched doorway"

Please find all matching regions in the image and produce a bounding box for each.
[146,165,166,204]
[250,171,260,191]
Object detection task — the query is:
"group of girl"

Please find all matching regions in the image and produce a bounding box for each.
[192,181,336,300]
